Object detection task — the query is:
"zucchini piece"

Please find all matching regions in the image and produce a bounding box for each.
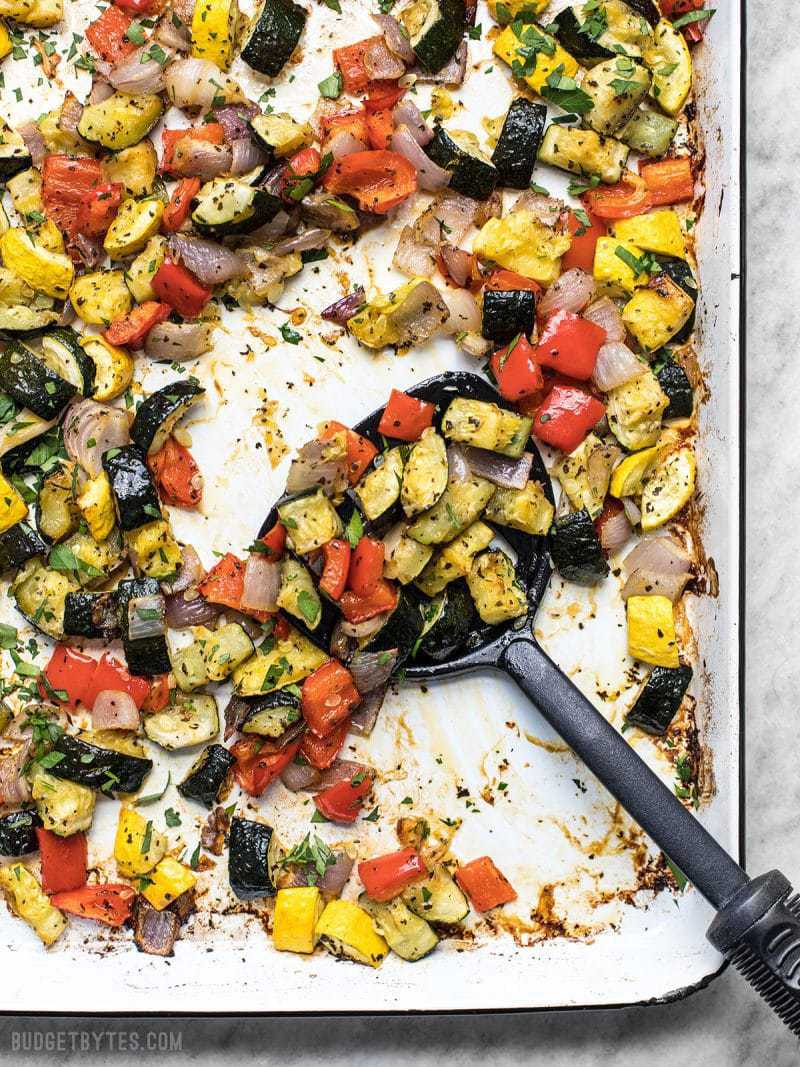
[131,379,205,456]
[228,816,280,899]
[415,520,495,595]
[62,589,120,639]
[143,693,220,751]
[250,112,311,160]
[103,445,161,532]
[0,302,59,335]
[657,360,693,420]
[617,107,677,157]
[0,119,31,180]
[124,519,182,581]
[426,126,497,201]
[639,445,695,531]
[403,863,469,922]
[0,809,41,857]
[103,197,164,259]
[642,19,691,117]
[169,639,209,693]
[240,0,306,76]
[30,766,95,836]
[11,557,78,637]
[0,341,77,420]
[481,289,536,345]
[399,0,465,73]
[232,624,328,696]
[40,328,95,395]
[242,688,302,736]
[401,429,448,518]
[582,58,651,136]
[493,23,580,93]
[442,397,532,458]
[278,488,344,555]
[277,557,322,630]
[657,256,697,342]
[117,577,171,675]
[419,580,475,661]
[625,664,692,734]
[549,508,609,585]
[362,588,423,663]
[36,462,79,543]
[538,125,629,185]
[58,527,125,588]
[77,93,163,151]
[358,892,438,961]
[550,1,653,64]
[553,433,616,518]
[50,733,153,795]
[491,98,547,189]
[177,744,236,808]
[485,480,555,535]
[0,521,47,572]
[406,475,494,545]
[191,177,283,237]
[383,524,434,584]
[623,0,660,27]
[196,622,256,681]
[0,403,55,460]
[0,863,66,946]
[467,548,527,624]
[354,447,405,523]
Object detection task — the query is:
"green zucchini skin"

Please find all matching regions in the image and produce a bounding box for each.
[50,734,153,795]
[242,688,302,736]
[622,0,660,27]
[191,180,284,238]
[131,379,205,456]
[0,342,77,420]
[0,134,31,181]
[103,445,161,532]
[625,664,693,734]
[0,809,41,857]
[117,577,171,676]
[410,0,466,73]
[0,522,48,572]
[363,588,424,665]
[41,328,96,396]
[228,816,277,900]
[491,99,547,189]
[548,6,618,64]
[419,580,475,661]
[240,0,307,77]
[657,361,693,420]
[425,126,497,201]
[549,509,609,585]
[62,590,120,640]
[177,744,236,809]
[481,289,536,345]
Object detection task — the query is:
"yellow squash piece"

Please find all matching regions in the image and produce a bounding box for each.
[609,444,659,498]
[142,857,197,911]
[77,93,163,151]
[12,0,61,26]
[104,197,164,258]
[493,23,579,93]
[76,472,115,542]
[124,520,183,580]
[30,765,95,835]
[0,19,11,57]
[0,229,73,299]
[552,433,617,519]
[640,446,696,531]
[7,168,43,216]
[233,624,328,696]
[192,0,238,68]
[114,808,167,878]
[79,335,134,401]
[39,103,94,157]
[125,235,167,303]
[0,864,66,946]
[316,899,388,967]
[69,270,132,326]
[273,887,324,954]
[610,209,686,259]
[467,549,528,625]
[593,235,650,295]
[348,278,449,350]
[643,19,692,117]
[484,480,554,534]
[34,219,65,254]
[626,594,679,667]
[606,369,669,450]
[0,471,27,533]
[473,210,571,286]
[102,141,158,197]
[622,274,695,352]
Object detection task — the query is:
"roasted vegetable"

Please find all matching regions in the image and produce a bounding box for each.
[625,664,692,734]
[358,892,438,961]
[473,210,571,287]
[103,197,164,259]
[442,397,532,458]
[606,369,669,450]
[232,624,328,696]
[114,807,167,877]
[69,270,132,326]
[0,341,76,420]
[399,0,465,72]
[30,766,96,837]
[49,733,153,795]
[131,379,205,456]
[278,489,343,555]
[0,809,41,857]
[0,863,65,945]
[177,744,236,808]
[626,594,679,667]
[467,548,527,625]
[642,19,692,117]
[538,126,629,185]
[622,274,695,352]
[240,0,307,76]
[228,816,280,899]
[482,289,536,345]
[657,360,694,420]
[103,445,162,532]
[142,857,196,911]
[143,693,219,750]
[77,93,163,151]
[273,886,324,953]
[316,898,388,967]
[425,125,497,200]
[491,98,547,188]
[493,23,579,93]
[117,577,171,675]
[639,446,696,531]
[549,509,609,585]
[191,0,239,68]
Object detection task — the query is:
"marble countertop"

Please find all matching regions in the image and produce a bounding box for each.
[0,2,793,1062]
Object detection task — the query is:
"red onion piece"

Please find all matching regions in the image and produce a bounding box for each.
[145,321,215,362]
[598,509,632,555]
[241,555,281,614]
[71,233,105,269]
[0,743,31,805]
[109,46,172,94]
[286,435,348,496]
[165,58,245,110]
[56,300,76,327]
[583,297,626,343]
[58,94,84,136]
[155,13,191,51]
[133,898,179,957]
[622,497,641,527]
[161,545,205,595]
[213,102,260,142]
[349,684,387,737]
[372,13,415,63]
[17,122,46,169]
[164,591,222,629]
[222,609,267,640]
[271,228,332,257]
[393,226,437,278]
[415,41,467,85]
[89,77,114,105]
[538,268,596,318]
[440,287,480,334]
[321,288,365,325]
[621,536,692,602]
[316,761,371,791]
[464,446,533,490]
[592,342,644,392]
[348,649,397,693]
[392,99,432,145]
[171,137,233,180]
[169,234,246,287]
[92,690,140,731]
[281,760,322,792]
[363,36,406,80]
[326,129,367,160]
[291,851,354,894]
[391,125,452,191]
[230,137,267,175]
[439,244,472,287]
[63,398,131,479]
[223,695,250,741]
[446,443,470,483]
[127,594,166,643]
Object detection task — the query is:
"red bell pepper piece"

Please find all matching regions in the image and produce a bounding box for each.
[358,847,426,902]
[534,310,606,381]
[314,770,373,824]
[365,109,394,150]
[484,269,542,294]
[490,336,544,402]
[561,208,607,273]
[103,302,171,349]
[231,738,300,796]
[301,660,361,738]
[455,856,517,912]
[319,538,351,600]
[115,0,157,11]
[320,421,378,484]
[333,36,383,94]
[83,652,151,710]
[321,109,370,146]
[36,829,88,895]
[364,81,405,112]
[42,155,103,237]
[299,718,350,770]
[86,4,136,62]
[377,388,435,441]
[639,157,694,206]
[41,645,97,708]
[152,259,211,319]
[162,177,201,233]
[50,884,136,927]
[141,674,171,713]
[584,175,651,220]
[260,521,287,560]
[147,436,202,508]
[323,150,417,214]
[348,537,384,597]
[160,124,225,174]
[198,553,272,622]
[76,182,124,238]
[339,578,398,623]
[532,384,605,453]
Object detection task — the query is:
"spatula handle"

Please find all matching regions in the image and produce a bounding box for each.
[500,637,748,910]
